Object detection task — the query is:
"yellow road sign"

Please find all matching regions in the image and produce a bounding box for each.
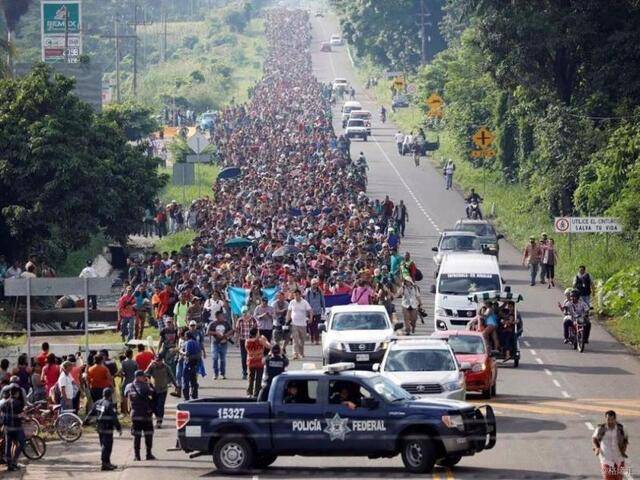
[393,76,405,90]
[427,107,443,119]
[426,93,443,108]
[471,149,496,159]
[472,126,495,150]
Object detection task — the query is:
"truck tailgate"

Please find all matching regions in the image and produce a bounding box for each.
[177,398,273,453]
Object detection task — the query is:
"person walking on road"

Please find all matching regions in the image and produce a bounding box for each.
[287,289,312,360]
[83,387,122,471]
[522,236,543,286]
[395,131,404,155]
[542,238,558,288]
[258,344,289,401]
[145,355,176,428]
[124,370,156,461]
[443,159,455,190]
[305,279,325,345]
[245,327,271,398]
[1,384,25,472]
[393,200,409,237]
[207,310,233,380]
[574,265,594,306]
[539,232,549,284]
[181,331,201,400]
[592,410,629,480]
[398,277,421,335]
[235,308,258,379]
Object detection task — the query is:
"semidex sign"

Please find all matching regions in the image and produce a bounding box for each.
[42,2,81,34]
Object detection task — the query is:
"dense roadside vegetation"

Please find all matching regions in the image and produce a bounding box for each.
[333,0,640,347]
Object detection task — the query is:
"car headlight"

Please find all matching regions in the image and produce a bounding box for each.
[435,308,446,317]
[471,362,486,372]
[441,414,465,431]
[329,341,344,351]
[436,320,448,330]
[443,378,464,391]
[379,341,389,351]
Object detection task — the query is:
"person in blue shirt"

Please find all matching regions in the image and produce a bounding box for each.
[182,332,201,400]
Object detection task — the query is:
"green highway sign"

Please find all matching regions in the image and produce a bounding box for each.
[41,1,83,63]
[42,2,81,34]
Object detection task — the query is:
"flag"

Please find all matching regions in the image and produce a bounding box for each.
[262,286,279,304]
[227,287,249,315]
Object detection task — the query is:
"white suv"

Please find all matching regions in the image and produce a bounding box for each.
[376,337,468,400]
[320,305,401,369]
[345,118,368,141]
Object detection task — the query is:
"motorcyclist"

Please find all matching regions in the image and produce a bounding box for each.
[465,188,483,219]
[562,289,591,344]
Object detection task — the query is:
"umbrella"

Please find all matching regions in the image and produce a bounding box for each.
[218,167,242,180]
[225,237,253,248]
[273,245,300,258]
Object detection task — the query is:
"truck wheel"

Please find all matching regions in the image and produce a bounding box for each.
[254,454,278,468]
[400,436,436,473]
[213,435,254,474]
[437,455,462,467]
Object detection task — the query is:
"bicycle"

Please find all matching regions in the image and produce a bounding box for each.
[0,424,47,461]
[24,400,83,443]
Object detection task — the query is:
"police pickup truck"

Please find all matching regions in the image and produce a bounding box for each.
[176,363,496,474]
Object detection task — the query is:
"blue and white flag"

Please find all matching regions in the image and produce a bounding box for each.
[227,286,281,315]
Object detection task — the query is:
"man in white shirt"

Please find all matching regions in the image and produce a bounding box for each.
[79,260,98,310]
[286,289,312,360]
[592,410,629,480]
[394,131,404,155]
[57,361,75,410]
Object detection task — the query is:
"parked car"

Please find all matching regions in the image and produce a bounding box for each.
[375,336,469,400]
[392,95,410,108]
[431,330,497,398]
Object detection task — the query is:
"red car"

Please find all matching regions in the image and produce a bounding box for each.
[431,330,497,398]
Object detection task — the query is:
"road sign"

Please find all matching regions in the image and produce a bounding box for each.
[41,1,82,63]
[425,93,444,118]
[393,76,405,90]
[186,154,212,163]
[406,83,417,95]
[173,163,195,185]
[385,70,403,78]
[554,217,623,233]
[472,126,495,150]
[187,132,208,154]
[470,149,496,159]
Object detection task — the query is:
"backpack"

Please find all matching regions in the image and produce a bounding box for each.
[414,269,424,282]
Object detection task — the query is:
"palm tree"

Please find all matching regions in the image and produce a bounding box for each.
[0,0,31,77]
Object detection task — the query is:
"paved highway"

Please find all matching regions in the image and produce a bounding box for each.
[21,10,638,480]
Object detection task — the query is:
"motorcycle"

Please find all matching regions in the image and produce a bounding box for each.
[467,200,483,219]
[566,312,588,352]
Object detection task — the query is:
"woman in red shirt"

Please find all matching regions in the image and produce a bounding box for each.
[245,327,270,398]
[41,353,60,396]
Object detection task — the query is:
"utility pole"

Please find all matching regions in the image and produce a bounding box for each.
[417,0,432,66]
[101,20,136,103]
[162,11,167,63]
[128,0,152,97]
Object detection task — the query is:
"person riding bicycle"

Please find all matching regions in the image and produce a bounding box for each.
[465,189,483,219]
[562,289,590,344]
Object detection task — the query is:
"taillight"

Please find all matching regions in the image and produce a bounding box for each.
[176,410,190,430]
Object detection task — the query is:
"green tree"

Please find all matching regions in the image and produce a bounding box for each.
[100,101,159,141]
[0,64,166,262]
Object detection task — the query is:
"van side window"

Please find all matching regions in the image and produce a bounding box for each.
[282,379,318,404]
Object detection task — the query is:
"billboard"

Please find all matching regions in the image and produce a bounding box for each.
[41,1,82,63]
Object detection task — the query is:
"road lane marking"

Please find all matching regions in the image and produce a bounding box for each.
[561,391,571,398]
[524,340,531,347]
[585,422,595,431]
[544,368,552,376]
[552,379,561,388]
[446,468,456,480]
[585,398,640,407]
[530,349,537,355]
[432,473,441,479]
[370,135,442,233]
[535,357,544,364]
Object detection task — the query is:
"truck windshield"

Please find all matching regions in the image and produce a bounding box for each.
[331,312,389,331]
[456,223,496,238]
[385,349,457,372]
[438,274,500,295]
[446,335,486,355]
[440,236,481,251]
[367,376,413,402]
[348,120,364,127]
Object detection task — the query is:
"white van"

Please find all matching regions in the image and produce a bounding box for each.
[341,100,362,123]
[432,253,502,331]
